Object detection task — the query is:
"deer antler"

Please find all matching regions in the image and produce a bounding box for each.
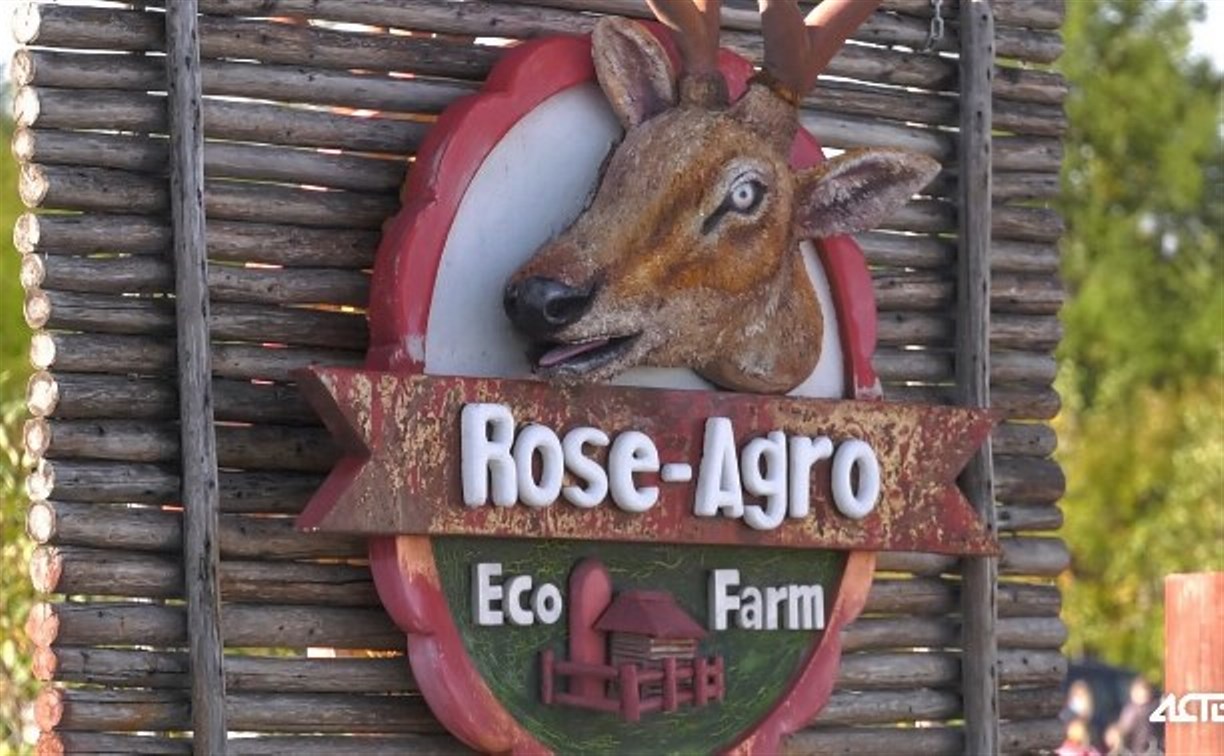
[645,0,727,106]
[759,0,880,101]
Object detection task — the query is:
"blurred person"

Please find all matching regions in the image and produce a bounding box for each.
[1059,718,1103,756]
[1063,679,1096,724]
[1115,676,1160,754]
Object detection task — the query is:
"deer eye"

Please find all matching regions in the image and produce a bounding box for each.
[729,180,764,213]
[702,176,768,235]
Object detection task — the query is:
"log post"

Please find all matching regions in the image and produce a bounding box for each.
[957,1,999,754]
[694,656,709,706]
[164,1,227,751]
[1164,573,1224,756]
[619,664,640,723]
[662,658,677,713]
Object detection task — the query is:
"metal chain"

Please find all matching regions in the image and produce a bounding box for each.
[921,0,945,53]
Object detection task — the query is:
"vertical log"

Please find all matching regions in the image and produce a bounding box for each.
[619,664,641,723]
[164,2,227,751]
[1164,573,1224,756]
[957,1,999,754]
[662,657,678,713]
[695,657,710,706]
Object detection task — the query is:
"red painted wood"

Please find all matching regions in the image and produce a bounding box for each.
[663,658,678,713]
[1164,572,1224,756]
[620,663,641,723]
[567,559,612,701]
[298,370,996,555]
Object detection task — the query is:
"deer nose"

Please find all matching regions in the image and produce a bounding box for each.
[503,276,594,337]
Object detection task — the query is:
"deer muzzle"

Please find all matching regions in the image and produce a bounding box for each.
[503,276,596,339]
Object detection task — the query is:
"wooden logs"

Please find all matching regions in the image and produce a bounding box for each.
[785,716,1064,755]
[12,49,474,114]
[30,331,364,383]
[26,501,365,560]
[26,601,402,651]
[20,162,400,229]
[34,687,443,734]
[13,0,1067,748]
[27,599,1064,662]
[27,372,319,426]
[14,127,408,194]
[15,213,380,268]
[15,4,497,79]
[16,87,428,154]
[26,255,371,306]
[26,290,368,351]
[36,646,415,693]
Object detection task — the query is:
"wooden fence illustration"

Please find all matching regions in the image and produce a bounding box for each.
[541,649,726,723]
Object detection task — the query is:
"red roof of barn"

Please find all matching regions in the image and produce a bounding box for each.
[594,590,707,640]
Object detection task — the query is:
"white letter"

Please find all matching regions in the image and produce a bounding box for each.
[742,432,788,531]
[788,436,833,518]
[787,584,825,630]
[461,404,517,507]
[765,586,788,630]
[738,587,763,630]
[709,569,740,631]
[513,424,563,508]
[562,426,609,508]
[831,440,881,519]
[694,418,744,518]
[534,583,564,625]
[472,563,504,626]
[609,430,659,513]
[504,574,535,626]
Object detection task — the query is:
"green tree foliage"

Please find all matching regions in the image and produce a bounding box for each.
[1057,0,1224,682]
[0,114,35,752]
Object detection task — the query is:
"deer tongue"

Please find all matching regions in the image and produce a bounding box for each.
[537,338,611,368]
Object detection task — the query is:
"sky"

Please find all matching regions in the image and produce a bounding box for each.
[1189,0,1224,66]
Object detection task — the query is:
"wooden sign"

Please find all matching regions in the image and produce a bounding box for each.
[299,13,996,754]
[299,370,994,555]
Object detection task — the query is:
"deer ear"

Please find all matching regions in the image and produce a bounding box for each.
[793,149,941,238]
[592,18,677,128]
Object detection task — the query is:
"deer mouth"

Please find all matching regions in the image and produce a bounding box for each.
[531,333,641,376]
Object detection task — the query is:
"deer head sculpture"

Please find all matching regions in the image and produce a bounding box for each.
[503,0,940,394]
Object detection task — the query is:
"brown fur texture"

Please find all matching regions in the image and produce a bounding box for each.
[505,17,940,394]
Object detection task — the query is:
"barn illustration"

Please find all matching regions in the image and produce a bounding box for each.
[539,560,726,722]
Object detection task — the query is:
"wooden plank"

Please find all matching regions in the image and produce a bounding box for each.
[33,255,371,307]
[34,732,469,756]
[1164,573,1224,755]
[956,2,1000,753]
[785,716,1063,755]
[12,49,474,114]
[15,87,428,154]
[14,127,407,194]
[15,212,380,268]
[19,163,400,230]
[164,3,228,750]
[34,688,441,734]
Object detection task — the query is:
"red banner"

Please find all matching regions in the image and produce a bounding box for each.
[297,368,997,555]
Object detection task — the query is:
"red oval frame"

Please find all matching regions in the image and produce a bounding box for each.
[363,31,879,755]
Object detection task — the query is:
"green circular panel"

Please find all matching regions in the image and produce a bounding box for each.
[434,537,844,755]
